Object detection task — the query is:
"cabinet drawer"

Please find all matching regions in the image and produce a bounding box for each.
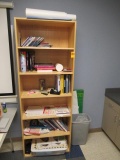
[105,97,120,113]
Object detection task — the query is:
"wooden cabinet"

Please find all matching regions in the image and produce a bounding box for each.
[102,97,120,149]
[14,18,76,157]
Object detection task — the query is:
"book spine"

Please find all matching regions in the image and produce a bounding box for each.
[68,74,71,92]
[53,119,64,131]
[56,75,61,92]
[20,51,26,72]
[22,36,32,46]
[26,37,36,46]
[44,119,56,130]
[65,74,69,93]
[60,75,64,93]
[49,119,60,130]
[56,119,68,132]
[64,75,66,93]
[21,36,30,46]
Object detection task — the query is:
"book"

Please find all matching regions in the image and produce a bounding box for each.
[36,66,55,70]
[55,119,68,132]
[37,69,53,72]
[26,36,36,46]
[56,75,61,92]
[39,42,52,48]
[24,127,40,135]
[29,52,35,71]
[25,106,44,116]
[68,74,71,92]
[55,105,70,115]
[21,36,31,46]
[43,106,56,115]
[48,119,59,130]
[35,37,44,46]
[24,127,49,135]
[38,119,53,131]
[22,36,33,46]
[60,75,64,93]
[51,119,64,131]
[44,119,56,130]
[65,74,69,93]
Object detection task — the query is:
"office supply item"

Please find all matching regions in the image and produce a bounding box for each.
[55,63,63,72]
[20,51,26,72]
[39,79,45,91]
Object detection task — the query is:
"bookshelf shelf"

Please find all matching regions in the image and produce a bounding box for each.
[14,17,76,157]
[22,113,71,120]
[18,47,74,50]
[19,71,73,75]
[20,91,72,99]
[23,130,70,140]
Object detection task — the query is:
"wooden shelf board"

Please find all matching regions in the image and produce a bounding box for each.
[20,92,72,99]
[22,113,71,120]
[18,47,74,50]
[19,71,73,75]
[24,147,70,157]
[23,130,70,140]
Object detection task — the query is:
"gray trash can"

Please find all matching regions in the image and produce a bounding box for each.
[72,113,91,145]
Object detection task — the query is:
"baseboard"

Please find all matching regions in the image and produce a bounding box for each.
[89,128,102,133]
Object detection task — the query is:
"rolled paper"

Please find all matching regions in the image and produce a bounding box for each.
[55,63,63,72]
[26,8,76,20]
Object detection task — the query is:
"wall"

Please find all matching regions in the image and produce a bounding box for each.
[3,0,120,137]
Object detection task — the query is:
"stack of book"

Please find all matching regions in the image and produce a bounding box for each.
[24,120,50,135]
[44,118,68,132]
[20,51,35,71]
[25,104,70,117]
[21,36,44,47]
[34,63,56,72]
[39,42,52,48]
[56,74,71,93]
[24,118,68,136]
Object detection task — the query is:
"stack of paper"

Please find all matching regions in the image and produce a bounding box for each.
[25,106,43,116]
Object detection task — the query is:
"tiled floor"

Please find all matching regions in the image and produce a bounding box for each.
[0,131,120,160]
[80,131,120,160]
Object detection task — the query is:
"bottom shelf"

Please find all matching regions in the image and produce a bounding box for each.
[24,136,69,157]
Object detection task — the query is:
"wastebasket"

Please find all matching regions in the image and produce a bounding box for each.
[72,113,91,145]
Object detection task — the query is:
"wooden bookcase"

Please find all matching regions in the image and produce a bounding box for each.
[14,17,76,157]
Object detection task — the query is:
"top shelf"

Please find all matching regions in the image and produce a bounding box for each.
[15,17,76,27]
[14,18,76,49]
[17,47,74,50]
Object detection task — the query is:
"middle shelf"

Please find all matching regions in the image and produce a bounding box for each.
[21,91,72,99]
[23,130,70,140]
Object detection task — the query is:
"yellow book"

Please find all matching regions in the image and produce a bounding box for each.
[60,75,64,93]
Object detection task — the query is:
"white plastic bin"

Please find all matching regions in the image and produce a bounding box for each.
[72,113,91,145]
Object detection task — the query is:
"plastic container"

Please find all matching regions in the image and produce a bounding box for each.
[72,113,91,145]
